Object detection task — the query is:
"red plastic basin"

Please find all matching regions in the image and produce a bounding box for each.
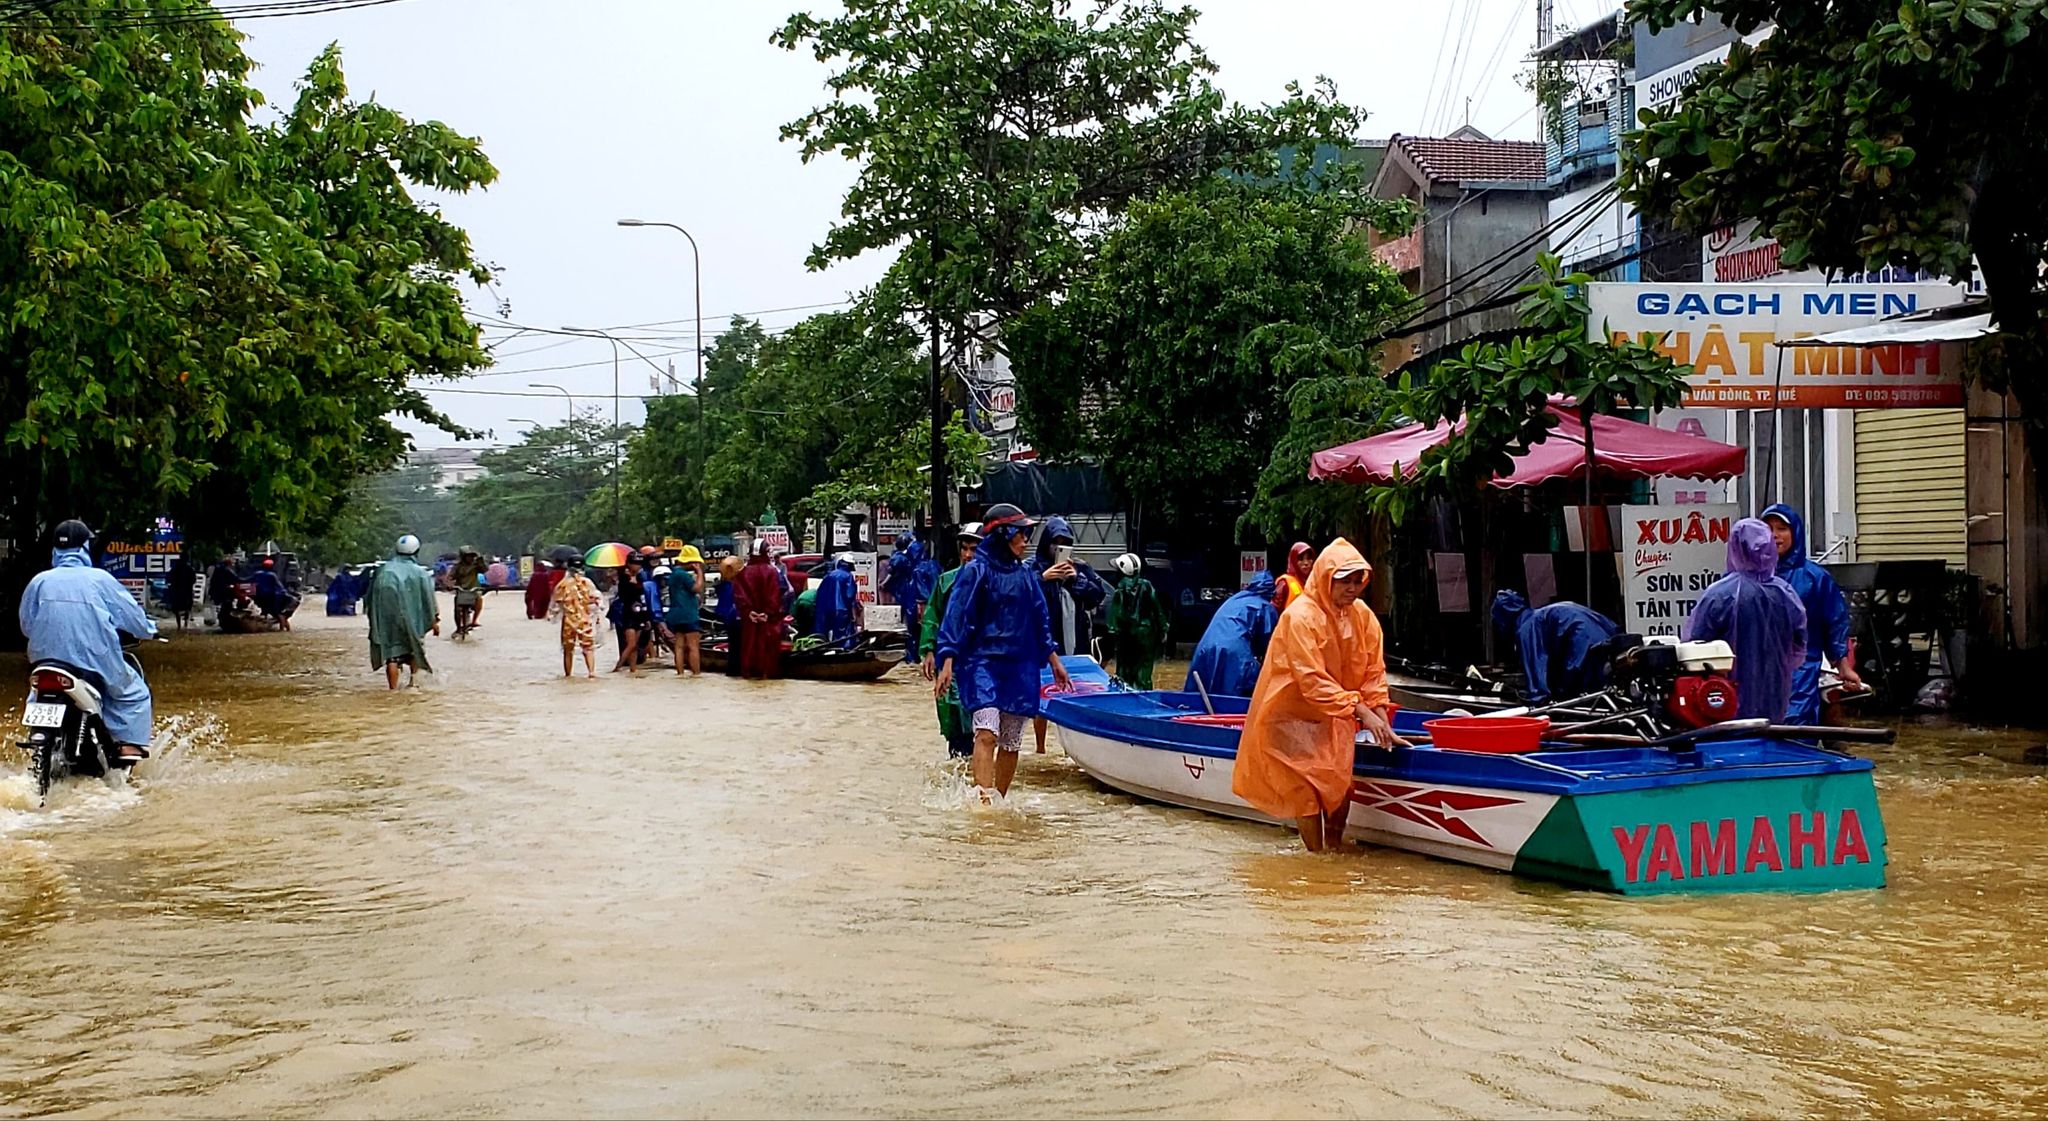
[1421,715,1551,754]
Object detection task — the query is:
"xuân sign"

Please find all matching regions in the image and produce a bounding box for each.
[1587,282,1971,408]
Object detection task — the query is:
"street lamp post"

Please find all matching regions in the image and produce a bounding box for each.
[559,327,623,539]
[528,382,576,425]
[616,219,704,532]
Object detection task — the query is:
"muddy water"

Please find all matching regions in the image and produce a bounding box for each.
[3,603,2047,1119]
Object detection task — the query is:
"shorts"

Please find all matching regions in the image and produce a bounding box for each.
[668,617,701,635]
[970,708,1031,753]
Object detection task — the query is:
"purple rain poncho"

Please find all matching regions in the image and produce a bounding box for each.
[1683,518,1808,722]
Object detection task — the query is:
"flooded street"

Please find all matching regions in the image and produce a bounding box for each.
[4,604,2048,1119]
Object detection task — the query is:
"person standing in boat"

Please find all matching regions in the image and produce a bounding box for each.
[1489,590,1622,705]
[1232,539,1403,852]
[1185,570,1280,697]
[1759,503,1860,724]
[1273,542,1314,614]
[1684,518,1808,722]
[920,522,982,758]
[934,505,1072,802]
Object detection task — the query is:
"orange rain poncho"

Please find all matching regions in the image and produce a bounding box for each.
[1231,537,1391,820]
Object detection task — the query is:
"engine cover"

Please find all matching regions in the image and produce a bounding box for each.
[1668,673,1740,728]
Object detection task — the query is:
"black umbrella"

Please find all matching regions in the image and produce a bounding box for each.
[544,544,580,564]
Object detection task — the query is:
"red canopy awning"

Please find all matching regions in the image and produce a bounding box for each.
[1309,405,1746,488]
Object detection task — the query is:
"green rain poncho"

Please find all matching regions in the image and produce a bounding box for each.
[1105,572,1170,690]
[365,554,438,672]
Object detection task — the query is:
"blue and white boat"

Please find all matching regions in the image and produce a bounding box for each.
[1043,690,1888,894]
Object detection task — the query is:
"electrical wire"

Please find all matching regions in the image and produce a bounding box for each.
[1463,0,1534,127]
[5,0,414,27]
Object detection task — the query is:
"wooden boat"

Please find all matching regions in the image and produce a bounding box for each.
[1043,690,1887,895]
[700,638,903,681]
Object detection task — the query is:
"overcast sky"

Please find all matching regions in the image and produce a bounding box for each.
[236,0,1559,448]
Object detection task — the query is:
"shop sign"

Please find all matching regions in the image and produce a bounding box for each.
[1588,282,1969,407]
[1621,504,1738,638]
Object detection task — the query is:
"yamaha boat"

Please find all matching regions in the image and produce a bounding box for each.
[1044,641,1888,895]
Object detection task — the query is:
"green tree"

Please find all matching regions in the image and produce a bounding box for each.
[1363,256,1692,523]
[0,7,494,561]
[1620,0,2048,442]
[612,318,770,540]
[1241,327,1400,539]
[452,412,631,553]
[773,0,1366,337]
[1009,181,1411,522]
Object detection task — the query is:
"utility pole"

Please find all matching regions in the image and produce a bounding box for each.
[1537,0,1554,48]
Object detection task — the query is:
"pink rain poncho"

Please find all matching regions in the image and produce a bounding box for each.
[1683,518,1808,722]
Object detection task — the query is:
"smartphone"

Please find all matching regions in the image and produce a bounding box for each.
[1055,544,1074,565]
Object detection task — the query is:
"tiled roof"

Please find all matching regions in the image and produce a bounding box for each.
[1390,133,1547,184]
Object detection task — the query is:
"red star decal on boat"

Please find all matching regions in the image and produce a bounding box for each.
[1349,781,1525,848]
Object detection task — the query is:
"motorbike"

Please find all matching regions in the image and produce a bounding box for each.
[17,635,153,804]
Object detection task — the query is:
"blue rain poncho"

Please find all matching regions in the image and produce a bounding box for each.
[1184,571,1279,697]
[1033,515,1106,656]
[1761,503,1852,726]
[325,569,364,616]
[1684,519,1808,722]
[811,557,859,644]
[1491,590,1622,705]
[935,524,1057,716]
[19,548,157,745]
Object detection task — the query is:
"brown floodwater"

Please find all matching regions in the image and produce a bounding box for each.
[3,602,2047,1119]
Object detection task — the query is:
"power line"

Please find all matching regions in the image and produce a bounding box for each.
[5,0,415,27]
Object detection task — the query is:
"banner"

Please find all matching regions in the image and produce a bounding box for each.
[100,531,183,578]
[1238,550,1267,589]
[850,552,878,606]
[1588,282,1969,407]
[754,525,792,555]
[1621,504,1739,638]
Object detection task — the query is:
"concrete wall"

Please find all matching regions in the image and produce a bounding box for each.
[1966,381,2048,649]
[1418,190,1550,355]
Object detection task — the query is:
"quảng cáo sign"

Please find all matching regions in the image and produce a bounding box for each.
[1622,504,1737,639]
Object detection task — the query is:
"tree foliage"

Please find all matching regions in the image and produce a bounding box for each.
[1363,256,1692,524]
[1240,327,1400,539]
[773,0,1368,334]
[589,300,985,543]
[0,7,496,556]
[1619,0,2048,428]
[453,412,632,554]
[1010,181,1410,523]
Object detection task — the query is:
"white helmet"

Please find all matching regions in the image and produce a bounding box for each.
[1114,552,1142,577]
[396,534,422,556]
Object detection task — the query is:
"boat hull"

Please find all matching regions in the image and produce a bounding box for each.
[1047,692,1887,895]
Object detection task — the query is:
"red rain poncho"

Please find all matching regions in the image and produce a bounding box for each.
[732,556,787,679]
[1232,538,1390,820]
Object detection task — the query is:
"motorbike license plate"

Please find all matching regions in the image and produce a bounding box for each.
[21,703,65,729]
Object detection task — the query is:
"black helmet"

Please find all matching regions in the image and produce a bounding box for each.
[981,503,1033,533]
[52,519,93,549]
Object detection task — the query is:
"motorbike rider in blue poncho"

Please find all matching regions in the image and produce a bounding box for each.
[934,504,1072,801]
[1185,571,1280,697]
[1760,503,1860,724]
[1684,518,1809,722]
[1490,590,1623,706]
[19,520,158,761]
[883,531,931,636]
[811,554,861,646]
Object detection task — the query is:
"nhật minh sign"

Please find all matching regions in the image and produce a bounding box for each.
[1588,282,1969,407]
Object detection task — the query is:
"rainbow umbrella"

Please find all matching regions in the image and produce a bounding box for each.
[584,542,634,568]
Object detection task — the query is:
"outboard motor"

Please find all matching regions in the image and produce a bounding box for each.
[1610,638,1741,731]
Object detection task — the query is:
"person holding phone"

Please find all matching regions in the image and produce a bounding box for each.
[1031,515,1106,752]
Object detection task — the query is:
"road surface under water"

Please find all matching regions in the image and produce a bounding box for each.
[3,603,2047,1119]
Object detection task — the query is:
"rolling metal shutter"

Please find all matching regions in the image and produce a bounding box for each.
[1854,408,1966,564]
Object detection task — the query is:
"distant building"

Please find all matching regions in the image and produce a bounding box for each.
[1368,127,1550,367]
[407,447,486,493]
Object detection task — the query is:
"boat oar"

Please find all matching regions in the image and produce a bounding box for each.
[1561,720,1897,748]
[1190,671,1216,716]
